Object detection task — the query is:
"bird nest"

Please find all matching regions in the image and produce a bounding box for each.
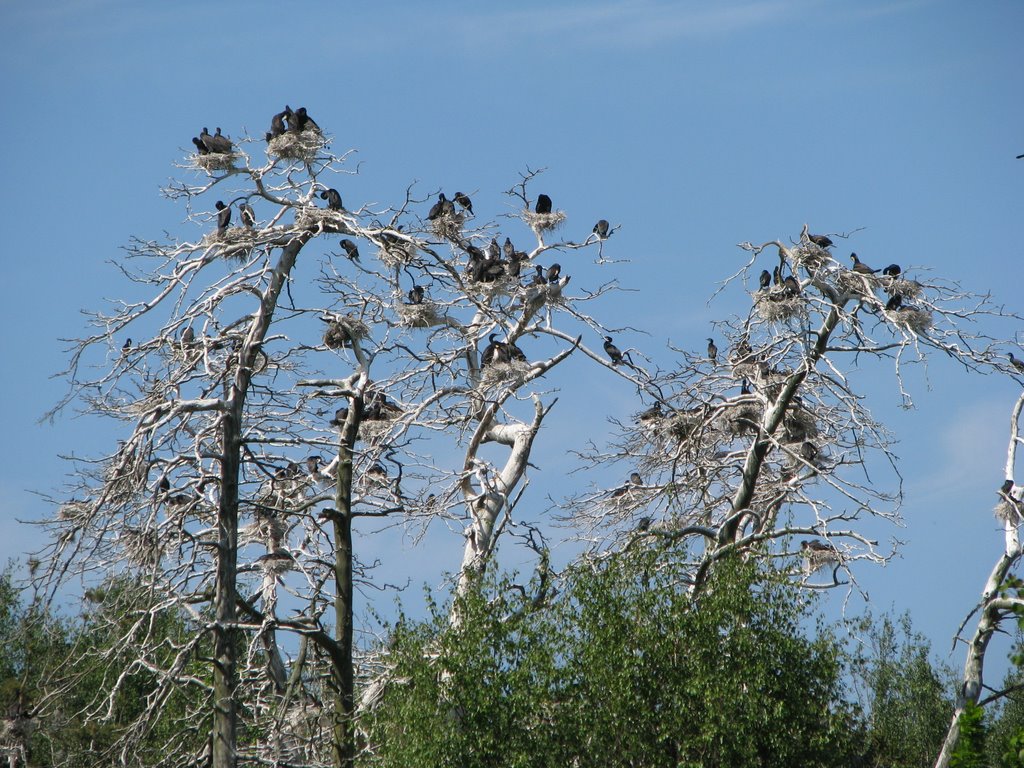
[120,527,162,566]
[995,499,1024,526]
[523,209,566,234]
[892,307,933,333]
[192,151,243,172]
[754,292,804,322]
[662,412,705,441]
[481,360,533,389]
[397,302,443,328]
[267,130,327,162]
[377,242,417,269]
[469,275,516,298]
[324,318,370,349]
[792,244,830,273]
[295,207,349,234]
[783,408,819,442]
[718,403,763,436]
[217,227,257,259]
[430,214,465,240]
[885,278,923,299]
[836,270,879,295]
[256,551,295,574]
[803,545,841,573]
[358,419,395,442]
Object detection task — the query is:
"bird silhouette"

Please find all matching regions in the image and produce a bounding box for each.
[535,194,553,214]
[603,336,624,365]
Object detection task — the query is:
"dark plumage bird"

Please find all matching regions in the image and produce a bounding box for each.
[487,238,501,260]
[427,193,448,221]
[546,263,562,283]
[707,338,718,362]
[593,219,610,239]
[807,233,833,249]
[121,338,132,355]
[850,253,879,275]
[530,264,548,286]
[408,285,425,305]
[783,275,801,296]
[1000,479,1014,497]
[800,441,819,464]
[320,188,343,211]
[1009,353,1024,374]
[612,472,643,498]
[289,106,320,133]
[268,107,292,139]
[636,403,662,422]
[773,266,782,286]
[339,239,360,261]
[502,237,515,260]
[885,294,903,311]
[882,263,901,277]
[603,336,624,365]
[158,476,170,495]
[210,127,233,153]
[506,341,527,362]
[453,192,473,215]
[215,201,230,234]
[535,194,553,214]
[481,333,507,367]
[239,203,256,229]
[329,407,350,427]
[801,539,837,555]
[759,269,771,289]
[181,327,195,346]
[306,455,323,477]
[192,137,209,155]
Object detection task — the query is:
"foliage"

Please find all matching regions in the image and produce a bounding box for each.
[367,552,860,767]
[950,702,988,768]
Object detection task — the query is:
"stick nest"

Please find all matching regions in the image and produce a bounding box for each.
[995,499,1024,526]
[397,302,444,328]
[836,270,879,296]
[430,214,465,240]
[755,291,804,322]
[893,307,933,333]
[192,151,243,172]
[295,207,350,234]
[524,209,566,234]
[792,244,830,273]
[377,242,417,269]
[481,360,533,389]
[783,408,819,442]
[267,130,328,162]
[324,317,370,349]
[885,278,923,299]
[718,403,763,436]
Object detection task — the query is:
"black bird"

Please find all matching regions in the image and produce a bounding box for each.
[487,238,501,260]
[215,201,231,234]
[882,263,901,277]
[121,338,132,355]
[239,203,256,229]
[636,403,662,422]
[546,263,562,283]
[339,239,360,261]
[290,106,320,133]
[850,253,879,275]
[782,275,801,296]
[408,285,425,305]
[453,192,473,215]
[329,407,350,427]
[1009,353,1024,374]
[192,137,209,155]
[505,341,527,362]
[740,378,751,395]
[807,233,833,249]
[320,188,343,211]
[773,265,782,286]
[268,106,292,139]
[1000,479,1014,497]
[707,338,718,362]
[885,294,903,311]
[603,336,624,365]
[535,194,553,214]
[427,193,448,221]
[502,237,515,260]
[210,127,233,153]
[306,455,323,478]
[801,539,838,555]
[800,441,819,464]
[759,269,771,289]
[481,333,507,367]
[158,476,170,495]
[181,326,195,346]
[593,219,610,239]
[507,252,524,278]
[530,264,548,286]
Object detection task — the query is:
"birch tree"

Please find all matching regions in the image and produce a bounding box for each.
[36,110,619,767]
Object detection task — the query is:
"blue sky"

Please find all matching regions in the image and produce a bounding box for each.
[1,0,1023,675]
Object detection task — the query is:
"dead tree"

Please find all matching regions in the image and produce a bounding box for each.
[934,389,1024,768]
[37,116,619,766]
[565,225,1015,597]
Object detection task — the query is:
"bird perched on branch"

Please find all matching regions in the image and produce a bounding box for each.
[593,219,610,239]
[707,338,718,362]
[198,127,232,154]
[850,253,879,275]
[239,203,256,229]
[320,188,343,211]
[603,336,624,365]
[339,239,360,261]
[267,106,293,140]
[427,193,448,221]
[215,201,230,234]
[192,137,209,155]
[807,233,833,249]
[885,294,903,311]
[546,263,562,283]
[535,194,553,214]
[453,191,473,215]
[481,333,508,367]
[882,263,901,277]
[288,106,320,133]
[1009,353,1024,374]
[408,285,425,305]
[759,269,771,290]
[782,275,801,297]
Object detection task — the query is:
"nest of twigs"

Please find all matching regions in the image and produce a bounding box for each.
[524,209,566,234]
[397,302,443,328]
[836,270,879,296]
[792,244,830,273]
[295,207,349,234]
[663,412,705,441]
[469,275,516,299]
[803,545,841,573]
[324,318,370,349]
[430,214,465,240]
[192,151,243,172]
[885,277,923,300]
[267,130,327,162]
[121,527,161,566]
[783,408,819,442]
[995,499,1024,526]
[755,291,804,322]
[377,241,417,269]
[481,360,532,389]
[719,403,763,436]
[893,307,933,333]
[358,419,394,442]
[216,227,257,259]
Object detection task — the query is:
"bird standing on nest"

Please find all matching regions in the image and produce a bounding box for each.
[850,253,879,274]
[535,194,553,214]
[453,192,473,215]
[320,188,343,211]
[807,233,833,249]
[215,201,230,235]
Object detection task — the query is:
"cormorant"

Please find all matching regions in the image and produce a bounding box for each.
[800,442,818,464]
[707,338,718,361]
[1009,353,1024,374]
[530,264,547,286]
[481,333,507,367]
[239,203,256,229]
[329,407,350,427]
[535,194,553,214]
[339,239,360,261]
[773,265,782,286]
[121,338,131,355]
[268,107,292,139]
[740,379,751,395]
[502,237,515,260]
[999,479,1014,497]
[320,188,343,211]
[603,336,624,365]
[850,253,879,275]
[507,253,523,278]
[192,137,209,155]
[306,455,323,477]
[427,193,447,221]
[759,269,771,289]
[487,238,501,260]
[453,191,473,215]
[408,285,425,305]
[782,275,801,296]
[593,219,610,239]
[210,127,233,153]
[882,263,901,277]
[505,340,527,362]
[181,327,195,346]
[546,263,562,283]
[215,201,230,234]
[289,106,320,133]
[158,476,170,495]
[885,294,903,311]
[807,233,833,249]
